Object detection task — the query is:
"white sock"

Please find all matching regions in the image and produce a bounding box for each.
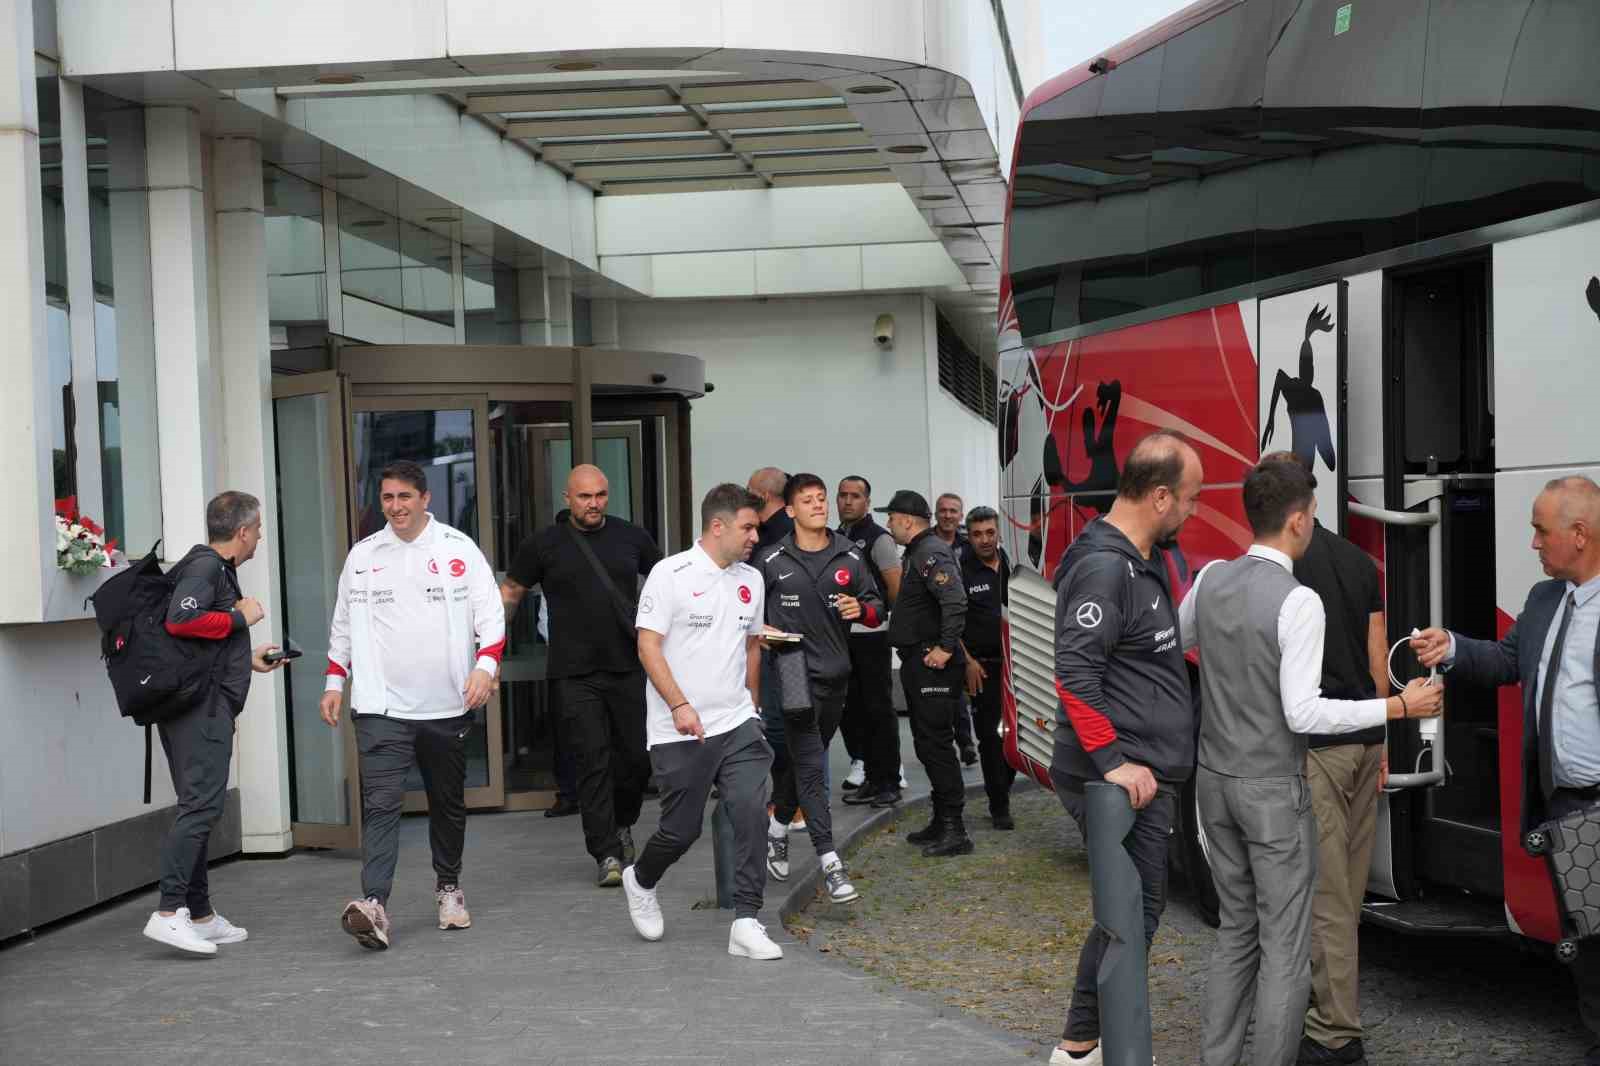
[819,850,840,869]
[769,815,787,839]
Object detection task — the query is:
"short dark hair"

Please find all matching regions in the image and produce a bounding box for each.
[966,506,998,527]
[1243,456,1316,536]
[784,470,825,505]
[839,474,872,498]
[702,483,762,530]
[206,491,261,543]
[379,460,429,495]
[1117,430,1189,501]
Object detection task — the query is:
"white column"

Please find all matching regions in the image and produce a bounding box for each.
[590,297,620,350]
[546,274,574,346]
[145,106,215,554]
[213,136,291,853]
[0,0,55,622]
[516,266,549,345]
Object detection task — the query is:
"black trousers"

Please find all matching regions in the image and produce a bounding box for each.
[771,682,846,855]
[558,668,650,863]
[970,657,1016,816]
[1049,765,1177,1043]
[355,713,469,905]
[899,648,965,817]
[156,693,235,914]
[843,633,900,789]
[1548,788,1600,1061]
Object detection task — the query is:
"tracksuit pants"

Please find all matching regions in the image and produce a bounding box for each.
[156,692,235,915]
[771,683,845,856]
[842,634,900,789]
[634,719,774,920]
[558,668,651,863]
[355,713,469,905]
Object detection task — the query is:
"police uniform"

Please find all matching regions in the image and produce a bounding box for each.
[881,492,969,846]
[961,543,1016,823]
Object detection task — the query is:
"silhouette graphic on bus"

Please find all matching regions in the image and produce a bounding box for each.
[1261,304,1336,472]
[1587,275,1599,326]
[1061,379,1121,516]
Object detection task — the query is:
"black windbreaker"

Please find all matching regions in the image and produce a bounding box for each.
[756,531,884,686]
[1051,517,1194,784]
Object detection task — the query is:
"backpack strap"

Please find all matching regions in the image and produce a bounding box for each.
[565,524,638,640]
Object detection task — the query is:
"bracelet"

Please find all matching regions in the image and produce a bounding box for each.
[670,701,689,712]
[1398,691,1409,718]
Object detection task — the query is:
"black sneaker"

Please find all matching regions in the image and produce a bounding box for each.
[618,826,636,865]
[597,857,623,888]
[868,787,902,808]
[1297,1036,1366,1065]
[992,811,1015,830]
[842,782,884,806]
[543,795,580,818]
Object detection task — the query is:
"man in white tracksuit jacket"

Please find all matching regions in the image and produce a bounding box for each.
[319,460,505,951]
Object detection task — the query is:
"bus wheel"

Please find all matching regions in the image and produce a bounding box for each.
[1556,938,1580,965]
[1523,828,1552,856]
[1179,776,1220,928]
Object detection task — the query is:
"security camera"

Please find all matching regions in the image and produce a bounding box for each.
[873,313,895,349]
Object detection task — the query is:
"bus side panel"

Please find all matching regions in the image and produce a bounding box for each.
[1495,608,1559,944]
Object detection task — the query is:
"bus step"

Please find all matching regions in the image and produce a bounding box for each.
[1361,896,1508,937]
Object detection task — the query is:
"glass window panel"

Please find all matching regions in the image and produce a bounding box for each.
[352,407,479,542]
[84,86,161,552]
[265,164,329,372]
[399,221,454,327]
[338,195,403,311]
[38,76,74,506]
[463,252,521,344]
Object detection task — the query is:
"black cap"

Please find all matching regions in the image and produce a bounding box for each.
[875,489,931,520]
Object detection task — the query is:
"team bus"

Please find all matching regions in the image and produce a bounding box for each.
[996,0,1599,956]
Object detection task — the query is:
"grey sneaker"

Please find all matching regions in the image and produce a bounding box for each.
[823,859,859,905]
[618,826,636,866]
[341,897,390,951]
[436,885,471,930]
[597,856,623,888]
[765,835,790,882]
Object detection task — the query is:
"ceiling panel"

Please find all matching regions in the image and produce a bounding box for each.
[705,106,853,131]
[752,151,886,173]
[679,81,825,105]
[540,136,721,162]
[465,88,677,113]
[508,114,701,138]
[914,97,989,133]
[576,157,747,181]
[730,129,872,153]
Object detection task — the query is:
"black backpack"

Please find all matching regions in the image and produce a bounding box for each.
[88,543,218,801]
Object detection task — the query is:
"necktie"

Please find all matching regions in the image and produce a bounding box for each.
[1537,591,1577,796]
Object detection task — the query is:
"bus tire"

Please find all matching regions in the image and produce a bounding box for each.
[1179,775,1220,928]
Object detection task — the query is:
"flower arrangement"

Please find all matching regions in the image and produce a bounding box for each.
[54,497,117,576]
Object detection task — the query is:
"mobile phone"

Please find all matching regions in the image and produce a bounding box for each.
[264,647,303,663]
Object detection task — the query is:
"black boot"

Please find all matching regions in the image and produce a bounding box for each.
[921,815,975,857]
[905,816,941,845]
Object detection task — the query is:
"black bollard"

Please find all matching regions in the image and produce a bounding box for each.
[1083,781,1153,1066]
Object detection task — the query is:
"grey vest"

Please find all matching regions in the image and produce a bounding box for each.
[1196,554,1306,778]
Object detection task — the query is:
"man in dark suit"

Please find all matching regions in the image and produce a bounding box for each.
[1412,474,1600,1065]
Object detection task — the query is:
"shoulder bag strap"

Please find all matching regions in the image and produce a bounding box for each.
[565,524,638,638]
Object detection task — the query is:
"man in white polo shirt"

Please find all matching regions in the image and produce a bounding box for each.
[320,460,505,951]
[621,483,781,960]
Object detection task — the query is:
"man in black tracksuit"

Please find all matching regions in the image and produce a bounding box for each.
[1049,431,1203,1063]
[837,475,904,807]
[882,490,972,857]
[756,473,885,904]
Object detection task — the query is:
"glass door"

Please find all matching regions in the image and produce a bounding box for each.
[349,393,505,810]
[271,371,361,850]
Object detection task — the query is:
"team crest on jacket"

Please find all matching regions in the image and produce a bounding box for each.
[834,568,850,586]
[448,559,466,578]
[738,585,752,604]
[427,559,439,574]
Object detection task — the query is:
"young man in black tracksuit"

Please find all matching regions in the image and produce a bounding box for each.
[756,473,885,905]
[1049,431,1203,1066]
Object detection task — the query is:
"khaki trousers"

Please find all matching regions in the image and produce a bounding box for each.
[1304,743,1384,1049]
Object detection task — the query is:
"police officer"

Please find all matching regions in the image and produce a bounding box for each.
[960,506,1016,829]
[880,490,971,857]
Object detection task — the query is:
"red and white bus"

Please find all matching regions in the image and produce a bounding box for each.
[996,0,1600,953]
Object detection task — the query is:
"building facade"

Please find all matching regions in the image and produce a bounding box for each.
[0,0,1036,936]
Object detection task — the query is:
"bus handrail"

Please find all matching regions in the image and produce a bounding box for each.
[1347,501,1439,528]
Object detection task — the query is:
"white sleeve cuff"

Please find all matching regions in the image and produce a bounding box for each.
[474,655,499,675]
[324,674,347,693]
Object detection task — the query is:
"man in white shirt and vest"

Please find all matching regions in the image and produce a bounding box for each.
[1178,454,1442,1066]
[621,483,782,961]
[320,460,505,951]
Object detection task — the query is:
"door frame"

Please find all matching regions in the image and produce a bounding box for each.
[271,370,363,851]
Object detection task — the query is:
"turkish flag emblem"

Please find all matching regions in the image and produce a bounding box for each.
[834,568,850,586]
[449,559,466,578]
[737,585,751,604]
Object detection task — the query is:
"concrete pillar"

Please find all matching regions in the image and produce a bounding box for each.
[0,0,56,621]
[590,297,620,350]
[516,266,549,345]
[213,136,292,854]
[546,274,574,346]
[145,106,215,554]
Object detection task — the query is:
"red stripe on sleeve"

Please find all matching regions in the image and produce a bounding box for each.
[861,603,879,628]
[165,612,234,640]
[325,659,348,678]
[475,638,506,663]
[1055,679,1118,752]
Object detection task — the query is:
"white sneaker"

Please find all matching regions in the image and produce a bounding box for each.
[727,917,783,960]
[191,911,248,944]
[822,859,860,905]
[843,759,866,789]
[1049,1046,1100,1066]
[898,764,909,790]
[142,907,217,956]
[622,865,664,942]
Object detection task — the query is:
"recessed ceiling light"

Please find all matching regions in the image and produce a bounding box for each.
[962,260,990,266]
[918,193,954,201]
[848,85,893,95]
[425,215,458,224]
[886,144,928,155]
[347,218,386,229]
[330,171,369,181]
[552,61,599,72]
[313,73,364,85]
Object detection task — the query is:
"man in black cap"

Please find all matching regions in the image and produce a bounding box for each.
[881,489,972,857]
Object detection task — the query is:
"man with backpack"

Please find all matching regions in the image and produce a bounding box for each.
[141,491,285,956]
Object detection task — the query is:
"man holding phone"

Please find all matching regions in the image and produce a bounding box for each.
[321,461,505,951]
[754,473,884,905]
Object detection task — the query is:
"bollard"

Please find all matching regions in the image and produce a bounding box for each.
[711,796,737,909]
[1083,781,1153,1066]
